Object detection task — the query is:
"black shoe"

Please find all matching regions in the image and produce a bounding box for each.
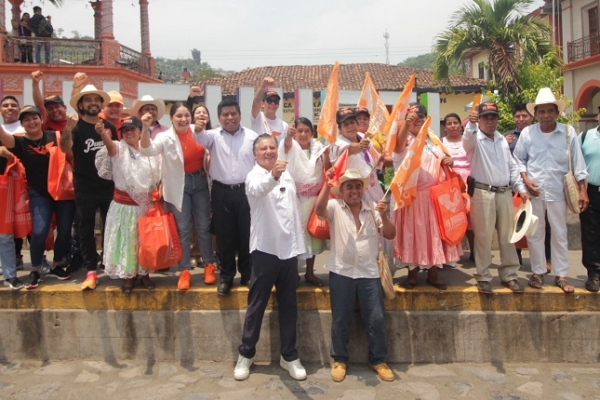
[476,281,493,294]
[46,266,71,281]
[26,271,41,290]
[502,279,524,293]
[16,256,24,271]
[4,277,25,290]
[240,276,250,287]
[585,277,600,292]
[217,281,232,296]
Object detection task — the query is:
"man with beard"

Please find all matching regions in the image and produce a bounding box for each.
[60,85,117,290]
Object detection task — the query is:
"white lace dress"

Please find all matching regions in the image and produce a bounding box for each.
[95,141,161,279]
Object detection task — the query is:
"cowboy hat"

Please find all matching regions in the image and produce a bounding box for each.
[331,169,370,198]
[509,199,539,244]
[526,87,567,116]
[70,84,111,110]
[131,95,165,120]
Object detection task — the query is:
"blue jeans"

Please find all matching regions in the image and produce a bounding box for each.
[0,233,17,279]
[329,272,388,365]
[35,41,50,64]
[165,171,214,270]
[29,188,75,267]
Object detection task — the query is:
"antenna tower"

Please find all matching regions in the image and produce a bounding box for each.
[384,29,390,64]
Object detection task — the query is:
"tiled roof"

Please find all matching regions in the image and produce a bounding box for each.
[198,63,486,96]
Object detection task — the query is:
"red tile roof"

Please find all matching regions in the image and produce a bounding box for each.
[198,63,486,96]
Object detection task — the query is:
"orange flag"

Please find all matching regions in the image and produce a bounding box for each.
[389,116,431,209]
[472,93,482,110]
[357,72,390,138]
[317,62,340,144]
[328,148,349,187]
[383,74,416,155]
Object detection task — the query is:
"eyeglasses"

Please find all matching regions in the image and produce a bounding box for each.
[266,99,279,105]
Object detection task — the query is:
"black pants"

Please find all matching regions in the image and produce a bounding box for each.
[75,193,111,271]
[238,251,298,361]
[581,184,600,279]
[211,183,251,284]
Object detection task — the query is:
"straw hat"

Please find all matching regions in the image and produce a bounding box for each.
[526,87,567,116]
[331,169,370,198]
[70,84,111,110]
[509,199,539,244]
[131,95,165,120]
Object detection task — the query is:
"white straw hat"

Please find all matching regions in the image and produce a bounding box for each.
[131,95,165,120]
[331,169,370,198]
[526,87,567,116]
[70,84,110,110]
[509,199,539,244]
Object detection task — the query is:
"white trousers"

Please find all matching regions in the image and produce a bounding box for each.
[527,198,569,277]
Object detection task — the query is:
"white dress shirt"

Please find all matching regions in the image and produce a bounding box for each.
[197,125,258,184]
[463,122,525,193]
[325,199,383,279]
[514,122,588,201]
[246,165,305,260]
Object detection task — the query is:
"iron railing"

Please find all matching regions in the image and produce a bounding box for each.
[567,34,600,62]
[3,36,151,76]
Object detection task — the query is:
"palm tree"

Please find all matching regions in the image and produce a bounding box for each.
[433,0,557,95]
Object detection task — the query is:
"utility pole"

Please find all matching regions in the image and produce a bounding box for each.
[384,29,390,65]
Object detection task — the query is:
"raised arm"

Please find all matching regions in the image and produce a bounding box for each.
[393,106,419,154]
[70,72,88,98]
[252,77,274,118]
[315,167,333,219]
[462,110,479,152]
[60,114,78,153]
[31,70,47,123]
[140,112,153,150]
[0,125,15,149]
[375,200,396,240]
[186,85,202,111]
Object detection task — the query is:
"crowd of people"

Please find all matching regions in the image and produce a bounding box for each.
[0,71,599,382]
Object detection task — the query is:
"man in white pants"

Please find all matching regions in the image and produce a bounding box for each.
[514,88,589,293]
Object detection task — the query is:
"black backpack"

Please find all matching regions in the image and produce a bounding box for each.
[37,18,53,37]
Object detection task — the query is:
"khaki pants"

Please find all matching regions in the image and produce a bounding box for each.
[470,188,520,282]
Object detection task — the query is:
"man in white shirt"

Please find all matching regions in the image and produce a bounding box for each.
[514,88,589,293]
[195,99,258,295]
[315,169,396,383]
[251,77,289,143]
[463,101,530,294]
[1,96,25,135]
[234,134,306,381]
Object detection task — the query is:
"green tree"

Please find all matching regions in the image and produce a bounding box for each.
[398,53,436,69]
[191,48,201,65]
[433,0,558,94]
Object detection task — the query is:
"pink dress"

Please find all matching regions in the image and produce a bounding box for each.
[442,137,471,183]
[393,135,463,269]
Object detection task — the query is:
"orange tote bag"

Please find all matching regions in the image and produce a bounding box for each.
[430,164,468,246]
[47,131,75,201]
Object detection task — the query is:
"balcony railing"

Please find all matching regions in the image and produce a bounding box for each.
[567,33,600,62]
[3,36,151,76]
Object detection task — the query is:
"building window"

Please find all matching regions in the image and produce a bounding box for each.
[478,62,485,80]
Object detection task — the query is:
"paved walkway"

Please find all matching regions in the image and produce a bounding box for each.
[0,360,598,400]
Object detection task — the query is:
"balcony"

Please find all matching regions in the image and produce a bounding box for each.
[2,36,152,76]
[567,33,600,63]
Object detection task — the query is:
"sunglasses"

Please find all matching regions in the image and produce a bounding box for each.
[266,98,279,105]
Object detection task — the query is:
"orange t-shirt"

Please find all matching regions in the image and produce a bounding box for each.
[176,130,205,174]
[98,112,123,140]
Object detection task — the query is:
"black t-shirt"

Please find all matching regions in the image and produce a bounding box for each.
[71,118,117,196]
[28,14,43,35]
[9,130,58,198]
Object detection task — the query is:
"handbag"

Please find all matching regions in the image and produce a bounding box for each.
[430,163,468,246]
[564,127,580,214]
[369,210,396,300]
[137,200,182,270]
[8,157,32,238]
[0,157,15,235]
[47,131,75,201]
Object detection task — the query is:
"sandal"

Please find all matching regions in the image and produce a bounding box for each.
[140,275,155,290]
[528,274,544,289]
[305,274,324,287]
[555,277,574,294]
[122,278,136,294]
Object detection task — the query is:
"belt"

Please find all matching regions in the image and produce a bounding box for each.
[185,169,203,176]
[589,183,600,192]
[113,188,138,206]
[213,180,245,190]
[474,182,510,193]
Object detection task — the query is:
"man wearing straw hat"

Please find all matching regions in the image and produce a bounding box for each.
[131,95,168,139]
[514,88,589,293]
[60,85,118,290]
[315,168,396,383]
[463,101,530,294]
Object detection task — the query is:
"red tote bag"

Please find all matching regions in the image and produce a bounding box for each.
[138,201,182,270]
[0,157,15,234]
[9,158,32,238]
[430,164,468,246]
[47,131,74,201]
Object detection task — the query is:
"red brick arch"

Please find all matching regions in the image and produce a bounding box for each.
[575,80,600,111]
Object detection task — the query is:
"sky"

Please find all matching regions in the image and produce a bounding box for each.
[11,0,545,72]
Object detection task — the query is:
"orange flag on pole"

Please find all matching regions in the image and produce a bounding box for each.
[383,74,416,155]
[472,93,482,110]
[357,72,390,138]
[389,116,431,209]
[328,148,349,187]
[317,62,340,144]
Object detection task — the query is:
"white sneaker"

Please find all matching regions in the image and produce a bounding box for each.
[280,356,307,380]
[233,354,253,381]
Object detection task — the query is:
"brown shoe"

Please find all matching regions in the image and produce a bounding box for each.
[369,362,395,382]
[331,361,347,382]
[502,279,524,293]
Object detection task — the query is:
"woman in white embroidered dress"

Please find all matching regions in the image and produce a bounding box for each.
[280,117,329,286]
[95,114,161,293]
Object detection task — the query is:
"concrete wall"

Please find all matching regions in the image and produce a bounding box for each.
[0,310,598,364]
